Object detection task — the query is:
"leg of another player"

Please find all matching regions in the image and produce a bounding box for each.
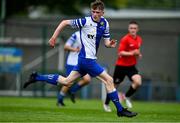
[125,74,142,108]
[69,74,91,103]
[57,86,69,106]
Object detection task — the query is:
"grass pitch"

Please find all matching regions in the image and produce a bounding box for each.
[0,96,180,122]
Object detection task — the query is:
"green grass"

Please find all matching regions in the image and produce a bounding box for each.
[0,96,180,122]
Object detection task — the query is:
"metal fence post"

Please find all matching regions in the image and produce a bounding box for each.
[41,25,47,97]
[177,35,180,101]
[0,0,6,38]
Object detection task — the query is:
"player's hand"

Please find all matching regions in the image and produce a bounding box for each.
[133,49,140,55]
[136,53,142,59]
[132,49,142,59]
[110,39,117,47]
[75,47,80,52]
[49,37,56,48]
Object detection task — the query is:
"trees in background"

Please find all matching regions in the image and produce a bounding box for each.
[4,0,179,17]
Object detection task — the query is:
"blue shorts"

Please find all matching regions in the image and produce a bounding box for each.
[73,57,104,77]
[65,64,75,76]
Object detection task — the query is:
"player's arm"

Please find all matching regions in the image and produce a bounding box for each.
[117,38,138,57]
[49,20,71,47]
[133,49,142,59]
[120,36,143,57]
[136,37,143,59]
[103,20,117,48]
[119,49,141,57]
[64,32,80,52]
[64,45,80,52]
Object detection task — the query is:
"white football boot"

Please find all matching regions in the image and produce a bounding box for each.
[125,97,132,108]
[103,104,112,112]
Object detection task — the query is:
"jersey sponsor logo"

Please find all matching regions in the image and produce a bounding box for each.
[87,34,95,39]
[100,21,104,26]
[130,44,134,47]
[48,74,55,80]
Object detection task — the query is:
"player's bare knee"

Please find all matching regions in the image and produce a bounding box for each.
[135,80,142,87]
[134,79,142,87]
[86,77,91,83]
[106,77,114,87]
[132,75,142,87]
[133,80,142,88]
[83,76,91,84]
[84,79,91,84]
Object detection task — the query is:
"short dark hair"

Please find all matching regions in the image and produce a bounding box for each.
[91,0,104,10]
[129,20,139,25]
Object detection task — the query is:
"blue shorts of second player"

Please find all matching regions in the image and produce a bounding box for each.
[73,57,104,77]
[65,64,75,76]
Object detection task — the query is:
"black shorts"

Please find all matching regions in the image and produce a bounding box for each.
[113,65,138,84]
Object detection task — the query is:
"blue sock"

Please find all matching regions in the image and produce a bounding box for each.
[57,92,65,103]
[108,90,123,112]
[35,74,59,85]
[69,83,82,94]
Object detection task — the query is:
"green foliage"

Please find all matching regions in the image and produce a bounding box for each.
[5,0,179,17]
[47,0,82,15]
[6,0,82,16]
[0,97,180,122]
[115,0,129,8]
[127,0,175,9]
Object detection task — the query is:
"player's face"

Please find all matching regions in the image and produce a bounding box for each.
[128,24,139,37]
[91,9,104,22]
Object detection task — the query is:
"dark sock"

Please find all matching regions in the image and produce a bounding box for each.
[69,83,82,94]
[57,92,65,102]
[105,94,111,105]
[125,85,136,97]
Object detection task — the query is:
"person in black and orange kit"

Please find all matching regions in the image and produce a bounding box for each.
[103,20,143,112]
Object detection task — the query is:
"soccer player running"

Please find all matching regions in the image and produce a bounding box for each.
[23,0,137,117]
[57,31,91,106]
[103,21,142,112]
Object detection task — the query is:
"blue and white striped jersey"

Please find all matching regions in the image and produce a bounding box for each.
[65,31,81,66]
[70,16,110,59]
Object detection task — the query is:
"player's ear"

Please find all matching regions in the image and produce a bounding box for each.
[137,27,139,32]
[102,11,104,15]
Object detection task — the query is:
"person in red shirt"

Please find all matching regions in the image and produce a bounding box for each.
[103,20,142,112]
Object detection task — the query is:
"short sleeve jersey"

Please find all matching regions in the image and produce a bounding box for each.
[66,31,81,66]
[70,16,110,59]
[115,34,142,66]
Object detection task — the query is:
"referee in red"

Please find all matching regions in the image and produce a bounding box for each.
[103,20,143,111]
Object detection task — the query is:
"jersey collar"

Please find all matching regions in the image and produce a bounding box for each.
[128,33,137,40]
[91,15,102,23]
